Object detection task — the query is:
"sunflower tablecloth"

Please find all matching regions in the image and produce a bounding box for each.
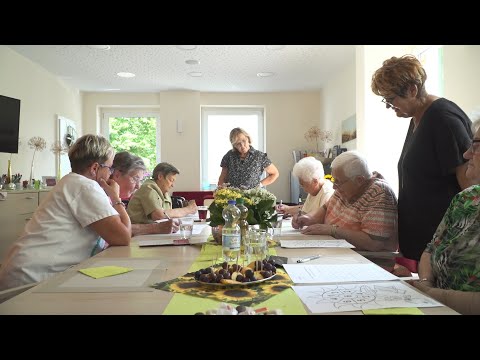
[153,243,307,314]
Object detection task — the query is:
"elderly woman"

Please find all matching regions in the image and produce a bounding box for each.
[294,151,398,257]
[111,152,179,234]
[278,156,334,216]
[0,134,131,291]
[411,125,480,315]
[127,162,197,223]
[217,127,279,189]
[371,55,472,271]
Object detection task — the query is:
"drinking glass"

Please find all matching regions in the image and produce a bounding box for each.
[244,228,268,264]
[179,218,194,239]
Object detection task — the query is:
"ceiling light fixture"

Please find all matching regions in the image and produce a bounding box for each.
[117,72,136,78]
[176,45,197,50]
[185,59,200,65]
[266,45,285,50]
[103,88,120,91]
[188,72,203,77]
[257,72,275,77]
[88,45,111,50]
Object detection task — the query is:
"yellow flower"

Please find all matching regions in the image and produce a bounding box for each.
[324,174,334,183]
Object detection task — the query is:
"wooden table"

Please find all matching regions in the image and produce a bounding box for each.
[0,234,459,315]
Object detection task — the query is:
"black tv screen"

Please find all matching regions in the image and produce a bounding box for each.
[0,95,21,154]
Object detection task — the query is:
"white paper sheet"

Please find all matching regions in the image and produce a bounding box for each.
[280,239,354,248]
[292,281,442,313]
[283,263,398,284]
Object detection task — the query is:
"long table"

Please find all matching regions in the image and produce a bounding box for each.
[0,231,458,315]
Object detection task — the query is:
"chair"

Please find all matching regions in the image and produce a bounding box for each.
[171,196,186,209]
[0,282,38,304]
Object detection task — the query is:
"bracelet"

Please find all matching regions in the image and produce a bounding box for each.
[330,224,338,238]
[418,278,433,283]
[113,201,126,208]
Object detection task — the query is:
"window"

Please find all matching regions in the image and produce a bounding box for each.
[201,107,265,190]
[101,111,160,170]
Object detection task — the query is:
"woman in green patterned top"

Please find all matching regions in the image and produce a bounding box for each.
[413,125,480,314]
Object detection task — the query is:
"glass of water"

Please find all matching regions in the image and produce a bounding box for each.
[244,229,268,264]
[179,218,194,240]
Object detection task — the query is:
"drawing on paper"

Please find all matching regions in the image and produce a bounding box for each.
[292,281,442,314]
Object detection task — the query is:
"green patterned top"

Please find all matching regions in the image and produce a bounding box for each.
[426,185,480,292]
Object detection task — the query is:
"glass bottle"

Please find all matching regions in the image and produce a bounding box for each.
[235,198,249,248]
[221,199,241,262]
[7,159,12,184]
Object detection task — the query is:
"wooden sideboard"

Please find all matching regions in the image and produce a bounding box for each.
[0,190,50,264]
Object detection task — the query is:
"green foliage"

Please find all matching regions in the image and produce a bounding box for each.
[108,117,157,171]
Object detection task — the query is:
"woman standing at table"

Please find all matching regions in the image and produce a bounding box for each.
[371,55,472,272]
[217,127,279,189]
[0,134,131,291]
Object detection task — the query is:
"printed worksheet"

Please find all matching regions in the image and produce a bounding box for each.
[280,239,354,248]
[292,281,442,313]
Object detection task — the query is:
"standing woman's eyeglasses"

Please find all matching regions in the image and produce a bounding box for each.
[469,139,480,154]
[382,96,396,109]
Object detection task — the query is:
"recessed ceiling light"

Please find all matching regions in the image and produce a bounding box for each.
[117,72,136,78]
[88,45,111,50]
[103,88,120,91]
[176,45,197,50]
[188,71,203,77]
[266,45,285,50]
[185,59,200,65]
[257,72,275,77]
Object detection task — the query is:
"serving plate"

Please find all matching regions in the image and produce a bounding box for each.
[196,272,276,287]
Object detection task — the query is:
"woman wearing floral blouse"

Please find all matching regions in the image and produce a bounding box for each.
[412,125,480,314]
[217,128,279,189]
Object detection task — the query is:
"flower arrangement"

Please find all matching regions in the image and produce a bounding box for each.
[28,136,47,184]
[207,186,278,228]
[304,126,332,152]
[324,174,335,183]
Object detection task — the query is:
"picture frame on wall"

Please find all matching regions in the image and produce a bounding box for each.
[42,176,57,187]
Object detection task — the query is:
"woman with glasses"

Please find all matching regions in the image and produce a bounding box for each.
[217,127,279,189]
[0,134,132,291]
[111,151,179,235]
[293,151,398,269]
[411,124,480,314]
[371,55,473,274]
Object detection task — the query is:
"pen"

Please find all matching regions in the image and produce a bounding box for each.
[164,211,170,220]
[297,255,321,263]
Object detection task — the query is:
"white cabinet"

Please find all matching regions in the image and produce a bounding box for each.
[0,190,49,264]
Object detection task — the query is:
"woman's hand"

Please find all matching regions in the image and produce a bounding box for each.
[293,213,313,229]
[301,223,330,235]
[99,178,121,202]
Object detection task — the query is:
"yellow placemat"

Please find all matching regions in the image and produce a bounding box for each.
[78,266,133,279]
[362,307,424,315]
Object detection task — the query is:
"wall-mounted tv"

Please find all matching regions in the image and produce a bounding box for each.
[0,95,21,153]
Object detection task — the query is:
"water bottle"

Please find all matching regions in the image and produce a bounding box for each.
[235,198,249,249]
[222,200,241,262]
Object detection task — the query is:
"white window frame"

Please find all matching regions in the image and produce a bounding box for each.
[101,110,161,162]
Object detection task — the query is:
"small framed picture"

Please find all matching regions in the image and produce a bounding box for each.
[42,176,57,187]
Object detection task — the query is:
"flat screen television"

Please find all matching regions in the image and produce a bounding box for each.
[0,95,21,153]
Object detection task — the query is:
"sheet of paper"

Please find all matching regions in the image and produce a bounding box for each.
[283,263,398,283]
[280,239,354,248]
[134,233,208,247]
[78,266,133,279]
[192,223,208,235]
[292,281,442,314]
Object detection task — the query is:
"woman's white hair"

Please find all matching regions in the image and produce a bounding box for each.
[331,150,371,179]
[292,156,324,182]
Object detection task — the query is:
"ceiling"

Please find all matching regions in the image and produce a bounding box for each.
[7,45,356,93]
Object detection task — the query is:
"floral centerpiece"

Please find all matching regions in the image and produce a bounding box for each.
[208,186,278,229]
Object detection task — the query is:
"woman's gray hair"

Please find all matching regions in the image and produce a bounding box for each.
[113,151,147,175]
[292,156,325,182]
[229,127,251,147]
[68,134,114,173]
[331,150,371,179]
[152,162,179,180]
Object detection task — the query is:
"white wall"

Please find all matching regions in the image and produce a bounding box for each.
[0,46,82,183]
[83,91,322,202]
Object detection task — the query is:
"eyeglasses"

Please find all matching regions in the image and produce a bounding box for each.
[99,164,114,175]
[469,139,480,154]
[332,177,352,188]
[127,175,142,185]
[382,96,396,109]
[233,139,248,148]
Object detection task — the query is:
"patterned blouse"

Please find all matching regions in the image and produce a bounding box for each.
[325,172,398,248]
[426,185,480,292]
[220,146,272,189]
